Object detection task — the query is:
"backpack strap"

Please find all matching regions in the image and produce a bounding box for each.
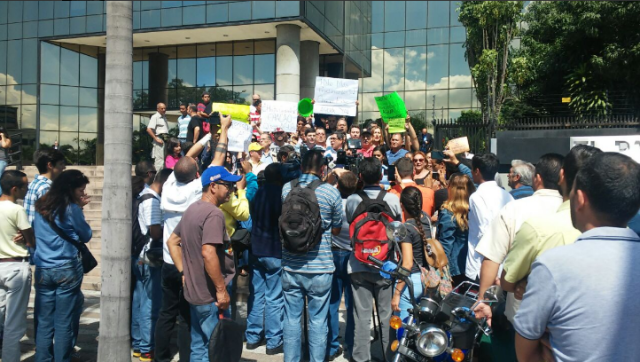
[375,190,387,202]
[138,193,157,203]
[356,190,370,202]
[307,179,324,191]
[291,179,300,188]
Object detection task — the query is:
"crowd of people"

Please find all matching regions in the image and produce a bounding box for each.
[0,89,639,362]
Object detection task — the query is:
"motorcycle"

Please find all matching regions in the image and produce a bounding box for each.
[369,222,504,362]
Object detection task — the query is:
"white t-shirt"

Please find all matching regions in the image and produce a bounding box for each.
[0,201,31,258]
[148,112,169,136]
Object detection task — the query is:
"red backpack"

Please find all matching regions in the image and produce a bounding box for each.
[348,190,398,266]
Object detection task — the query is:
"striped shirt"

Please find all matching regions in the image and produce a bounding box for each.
[24,174,52,224]
[281,173,343,273]
[177,114,191,140]
[138,188,162,237]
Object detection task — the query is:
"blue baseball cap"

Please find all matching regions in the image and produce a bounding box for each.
[201,166,242,188]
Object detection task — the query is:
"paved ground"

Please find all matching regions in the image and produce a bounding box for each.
[18,280,385,362]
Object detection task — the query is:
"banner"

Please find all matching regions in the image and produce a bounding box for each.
[447,137,471,154]
[313,76,359,116]
[388,118,406,134]
[210,103,250,123]
[227,120,253,153]
[260,100,298,133]
[570,135,640,163]
[375,92,407,121]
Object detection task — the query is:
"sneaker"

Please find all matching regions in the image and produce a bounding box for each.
[139,351,154,361]
[326,346,343,361]
[132,350,141,358]
[246,339,266,350]
[266,344,284,355]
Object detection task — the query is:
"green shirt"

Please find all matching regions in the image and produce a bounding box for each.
[503,200,581,284]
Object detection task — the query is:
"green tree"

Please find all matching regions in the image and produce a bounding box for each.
[459,1,524,141]
[516,2,640,116]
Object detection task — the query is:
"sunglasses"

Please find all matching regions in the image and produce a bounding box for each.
[215,182,235,190]
[413,158,425,163]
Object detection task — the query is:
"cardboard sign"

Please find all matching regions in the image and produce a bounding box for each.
[313,76,359,116]
[446,137,471,154]
[375,92,407,120]
[210,103,250,123]
[387,118,406,134]
[260,100,298,133]
[570,135,640,163]
[227,120,253,153]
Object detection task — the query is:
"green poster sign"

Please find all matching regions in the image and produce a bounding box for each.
[387,118,406,133]
[374,92,407,120]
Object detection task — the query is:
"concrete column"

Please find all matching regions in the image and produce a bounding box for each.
[276,24,301,102]
[97,52,106,165]
[300,41,320,100]
[147,52,168,108]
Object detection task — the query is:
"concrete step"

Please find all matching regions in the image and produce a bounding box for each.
[84,210,102,219]
[86,201,102,210]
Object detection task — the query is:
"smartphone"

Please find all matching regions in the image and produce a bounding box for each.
[432,171,440,180]
[388,165,396,182]
[431,151,446,160]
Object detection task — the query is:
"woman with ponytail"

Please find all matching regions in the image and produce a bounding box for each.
[437,173,475,286]
[392,186,433,320]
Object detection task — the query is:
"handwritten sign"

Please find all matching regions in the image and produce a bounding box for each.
[313,76,359,116]
[260,100,298,133]
[446,137,470,154]
[388,118,406,134]
[375,92,407,121]
[210,103,250,123]
[227,120,253,152]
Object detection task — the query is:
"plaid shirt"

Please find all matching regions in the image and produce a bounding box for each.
[24,174,52,224]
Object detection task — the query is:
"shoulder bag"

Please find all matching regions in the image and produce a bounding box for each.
[48,219,98,274]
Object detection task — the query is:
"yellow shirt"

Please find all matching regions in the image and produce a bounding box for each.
[0,201,31,258]
[219,189,249,238]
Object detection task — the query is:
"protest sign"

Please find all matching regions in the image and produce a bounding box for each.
[388,118,406,134]
[260,100,298,133]
[570,135,640,163]
[446,137,470,154]
[227,120,253,152]
[313,76,359,116]
[375,92,407,120]
[210,103,250,123]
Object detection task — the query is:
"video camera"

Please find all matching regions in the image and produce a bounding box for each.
[336,138,364,175]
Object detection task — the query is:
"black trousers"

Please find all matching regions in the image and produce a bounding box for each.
[154,262,191,362]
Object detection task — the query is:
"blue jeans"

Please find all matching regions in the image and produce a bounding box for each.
[190,302,231,362]
[131,257,162,353]
[328,249,354,356]
[34,258,84,362]
[394,272,423,321]
[245,255,283,349]
[0,160,7,196]
[282,271,332,362]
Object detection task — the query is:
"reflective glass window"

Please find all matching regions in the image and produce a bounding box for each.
[207,4,228,23]
[86,15,103,33]
[384,1,405,32]
[234,41,254,56]
[60,47,80,86]
[183,5,205,24]
[275,1,299,17]
[7,40,21,85]
[229,1,251,22]
[41,42,60,84]
[79,108,98,132]
[405,46,426,91]
[8,2,22,23]
[21,84,37,104]
[38,20,53,37]
[233,55,253,85]
[162,1,182,8]
[252,1,275,20]
[384,48,404,92]
[0,2,7,24]
[254,40,275,54]
[428,1,449,28]
[22,38,38,84]
[451,1,463,27]
[70,2,87,17]
[371,33,383,48]
[233,86,251,105]
[80,54,98,88]
[23,21,38,38]
[451,27,465,43]
[406,2,427,30]
[60,87,79,106]
[405,91,426,110]
[0,42,5,85]
[39,2,54,20]
[184,1,205,6]
[427,28,448,45]
[54,2,70,18]
[0,86,5,105]
[426,45,448,89]
[406,29,427,47]
[216,56,232,86]
[384,31,404,48]
[133,11,140,29]
[449,89,472,109]
[5,85,21,105]
[197,56,215,87]
[162,8,182,27]
[87,1,104,15]
[40,84,59,105]
[54,18,69,36]
[8,23,21,40]
[40,105,59,130]
[141,10,161,28]
[177,57,196,87]
[426,89,448,109]
[371,1,383,33]
[0,24,5,41]
[449,44,471,88]
[254,54,274,84]
[363,48,383,92]
[59,132,79,163]
[141,2,161,11]
[21,105,36,129]
[39,131,59,149]
[70,17,86,34]
[79,88,98,107]
[23,2,38,21]
[253,84,274,101]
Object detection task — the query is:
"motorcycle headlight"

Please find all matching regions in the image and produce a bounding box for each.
[415,325,448,357]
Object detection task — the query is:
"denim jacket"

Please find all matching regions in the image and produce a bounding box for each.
[437,208,468,276]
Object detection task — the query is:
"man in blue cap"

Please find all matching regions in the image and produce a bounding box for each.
[166,165,241,362]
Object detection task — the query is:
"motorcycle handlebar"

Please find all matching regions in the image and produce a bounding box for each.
[367,256,385,268]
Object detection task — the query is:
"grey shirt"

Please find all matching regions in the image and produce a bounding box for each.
[345,186,402,274]
[514,227,640,362]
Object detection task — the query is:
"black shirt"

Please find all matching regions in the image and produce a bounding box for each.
[187,116,204,143]
[404,213,431,273]
[434,188,448,212]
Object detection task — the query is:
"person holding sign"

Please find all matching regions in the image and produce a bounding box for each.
[197,92,212,134]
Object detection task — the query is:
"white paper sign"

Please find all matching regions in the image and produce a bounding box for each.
[227,120,253,152]
[260,100,298,133]
[313,76,359,116]
[571,135,640,163]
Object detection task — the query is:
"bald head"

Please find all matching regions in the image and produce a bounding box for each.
[157,103,167,116]
[174,156,198,183]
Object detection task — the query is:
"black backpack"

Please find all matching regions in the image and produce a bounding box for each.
[132,193,158,256]
[279,179,324,254]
